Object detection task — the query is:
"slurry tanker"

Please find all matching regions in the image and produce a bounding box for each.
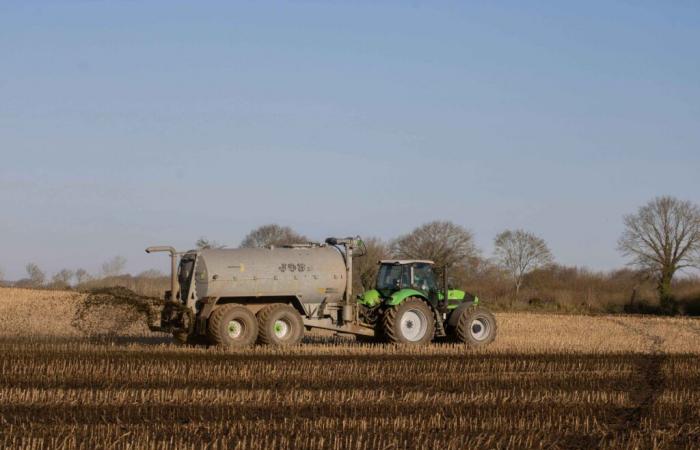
[146,237,496,347]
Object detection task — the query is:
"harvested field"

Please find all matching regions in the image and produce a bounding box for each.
[1,287,700,449]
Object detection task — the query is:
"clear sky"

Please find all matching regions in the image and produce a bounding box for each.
[1,1,699,280]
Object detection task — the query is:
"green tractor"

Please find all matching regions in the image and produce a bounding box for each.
[357,259,497,346]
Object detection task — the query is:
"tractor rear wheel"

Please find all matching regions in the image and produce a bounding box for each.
[455,306,497,346]
[382,297,435,345]
[257,304,304,346]
[207,304,258,347]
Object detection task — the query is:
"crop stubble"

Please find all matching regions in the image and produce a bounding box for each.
[1,287,700,449]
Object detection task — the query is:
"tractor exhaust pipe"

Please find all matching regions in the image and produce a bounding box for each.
[443,265,449,309]
[145,246,178,302]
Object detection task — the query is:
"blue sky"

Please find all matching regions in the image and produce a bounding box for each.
[1,1,699,279]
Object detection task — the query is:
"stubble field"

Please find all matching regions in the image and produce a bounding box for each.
[1,287,700,449]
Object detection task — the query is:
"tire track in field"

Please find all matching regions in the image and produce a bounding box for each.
[605,317,665,440]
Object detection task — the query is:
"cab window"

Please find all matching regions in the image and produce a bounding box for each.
[412,263,437,292]
[377,264,403,291]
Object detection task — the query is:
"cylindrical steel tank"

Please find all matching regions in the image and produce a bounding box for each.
[193,246,347,304]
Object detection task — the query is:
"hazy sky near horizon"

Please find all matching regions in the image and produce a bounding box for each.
[1,1,699,280]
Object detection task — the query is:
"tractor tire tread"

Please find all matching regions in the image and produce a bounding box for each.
[455,305,497,346]
[382,297,435,345]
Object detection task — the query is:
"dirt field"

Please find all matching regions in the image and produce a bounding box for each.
[1,287,700,449]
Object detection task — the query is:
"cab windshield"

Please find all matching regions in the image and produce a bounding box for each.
[376,264,409,293]
[412,263,437,292]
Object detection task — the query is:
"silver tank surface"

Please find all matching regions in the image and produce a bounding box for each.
[193,246,346,303]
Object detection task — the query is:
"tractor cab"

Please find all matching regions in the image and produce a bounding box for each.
[376,260,439,297]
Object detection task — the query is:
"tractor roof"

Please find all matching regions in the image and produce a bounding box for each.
[379,259,434,265]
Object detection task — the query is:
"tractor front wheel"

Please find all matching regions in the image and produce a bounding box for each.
[454,306,497,347]
[382,298,435,345]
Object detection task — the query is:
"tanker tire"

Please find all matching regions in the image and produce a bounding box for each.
[257,304,304,346]
[455,306,497,347]
[207,304,258,348]
[382,297,435,345]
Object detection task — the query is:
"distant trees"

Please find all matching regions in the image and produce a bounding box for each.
[391,221,479,272]
[353,237,389,292]
[0,266,4,283]
[240,224,308,248]
[619,196,700,309]
[51,269,74,287]
[75,268,90,284]
[494,229,554,302]
[195,237,225,250]
[25,263,45,287]
[101,256,127,277]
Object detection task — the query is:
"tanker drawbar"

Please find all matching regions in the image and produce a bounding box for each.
[146,236,496,347]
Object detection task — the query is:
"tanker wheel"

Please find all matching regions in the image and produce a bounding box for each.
[207,304,258,347]
[455,306,497,347]
[257,304,304,346]
[382,297,435,345]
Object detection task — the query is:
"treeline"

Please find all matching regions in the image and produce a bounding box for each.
[0,256,169,299]
[3,196,699,315]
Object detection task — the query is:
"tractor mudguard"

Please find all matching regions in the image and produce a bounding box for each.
[358,289,381,307]
[386,289,428,306]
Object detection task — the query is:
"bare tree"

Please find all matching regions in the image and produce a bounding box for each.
[240,224,308,248]
[195,237,225,250]
[494,229,554,302]
[391,221,479,272]
[101,256,127,277]
[74,268,90,284]
[52,269,75,286]
[618,196,700,308]
[352,237,389,292]
[25,263,45,287]
[0,266,4,283]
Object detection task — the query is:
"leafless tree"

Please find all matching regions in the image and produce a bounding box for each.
[239,224,308,248]
[25,263,45,287]
[74,268,90,284]
[391,221,479,273]
[195,237,225,250]
[618,196,700,307]
[352,237,389,292]
[0,266,4,283]
[494,229,554,302]
[52,269,75,286]
[101,256,127,277]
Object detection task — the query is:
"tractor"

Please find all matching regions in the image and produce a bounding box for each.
[358,259,497,345]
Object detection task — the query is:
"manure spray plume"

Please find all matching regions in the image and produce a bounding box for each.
[72,287,164,336]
